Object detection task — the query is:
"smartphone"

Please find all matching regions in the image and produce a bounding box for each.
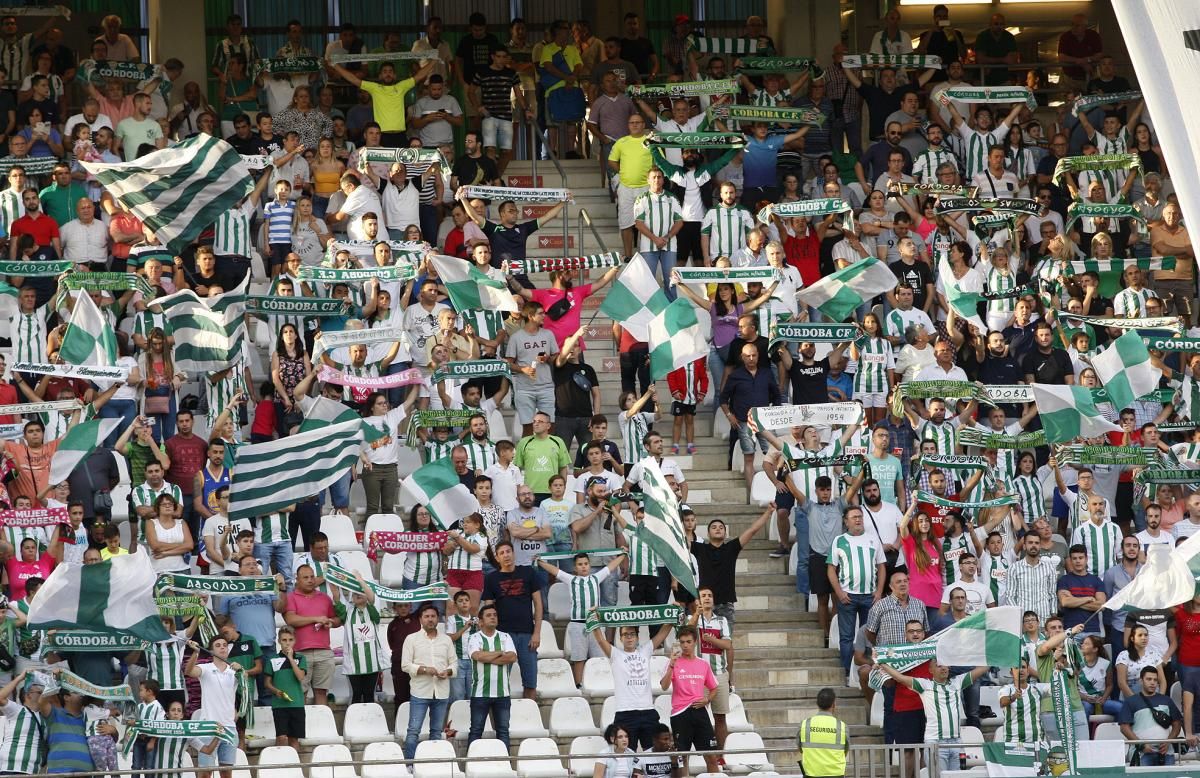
[938,18,951,27]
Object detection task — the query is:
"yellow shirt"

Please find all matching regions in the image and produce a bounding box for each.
[101,546,130,561]
[360,77,417,133]
[538,43,583,94]
[609,134,653,188]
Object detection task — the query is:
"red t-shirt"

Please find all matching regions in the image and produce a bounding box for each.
[915,493,959,539]
[783,230,820,286]
[1177,605,1200,667]
[1108,430,1142,482]
[251,400,277,438]
[893,661,931,712]
[0,383,18,424]
[164,434,209,496]
[10,213,60,247]
[531,284,593,349]
[287,589,336,651]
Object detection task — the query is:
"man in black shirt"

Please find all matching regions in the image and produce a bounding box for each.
[843,66,935,141]
[691,506,772,625]
[975,330,1027,417]
[454,12,501,131]
[1021,321,1074,385]
[619,12,658,79]
[888,250,934,313]
[720,315,770,395]
[481,541,541,699]
[1085,56,1134,124]
[1035,134,1072,218]
[552,327,599,454]
[224,114,262,155]
[450,132,501,191]
[783,341,848,405]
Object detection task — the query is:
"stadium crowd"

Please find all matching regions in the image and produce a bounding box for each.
[0,4,1189,778]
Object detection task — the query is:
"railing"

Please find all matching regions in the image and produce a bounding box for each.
[576,207,612,287]
[533,120,571,260]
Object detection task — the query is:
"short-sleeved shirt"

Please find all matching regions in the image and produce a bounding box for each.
[265,652,307,708]
[669,655,717,716]
[505,326,559,388]
[287,589,336,651]
[216,592,279,650]
[482,566,538,634]
[115,117,162,161]
[912,673,972,741]
[609,134,653,188]
[360,78,417,133]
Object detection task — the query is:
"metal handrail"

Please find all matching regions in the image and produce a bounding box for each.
[576,207,613,288]
[533,119,571,259]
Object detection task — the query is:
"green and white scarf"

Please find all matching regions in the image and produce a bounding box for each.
[327,239,426,261]
[1058,312,1182,333]
[324,563,449,602]
[58,669,133,701]
[1134,468,1200,485]
[896,182,979,198]
[785,453,863,470]
[157,573,278,594]
[1054,445,1159,466]
[0,156,60,176]
[628,79,739,99]
[892,380,991,414]
[314,325,407,354]
[240,155,272,170]
[0,259,73,276]
[64,272,153,298]
[644,131,745,149]
[709,103,827,127]
[1066,200,1145,230]
[157,595,217,645]
[842,54,942,69]
[329,51,436,64]
[874,641,938,667]
[0,6,70,18]
[770,322,859,344]
[943,86,1036,110]
[919,454,990,473]
[460,185,572,204]
[1158,421,1200,433]
[1144,335,1200,351]
[673,267,779,289]
[582,604,684,633]
[253,56,322,76]
[359,146,449,170]
[913,490,1017,509]
[0,400,78,416]
[1073,91,1142,117]
[508,253,621,275]
[12,361,128,380]
[77,59,169,96]
[957,427,1046,449]
[405,409,480,447]
[736,57,822,76]
[935,197,1040,216]
[121,720,236,755]
[300,264,415,284]
[1052,153,1142,183]
[43,631,148,652]
[758,198,853,225]
[1050,668,1077,773]
[245,296,347,317]
[431,360,512,384]
[687,38,759,55]
[1069,256,1175,279]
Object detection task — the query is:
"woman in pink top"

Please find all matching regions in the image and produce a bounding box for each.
[898,506,943,619]
[661,626,718,774]
[5,537,53,601]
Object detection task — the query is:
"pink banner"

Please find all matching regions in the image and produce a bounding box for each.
[0,507,68,527]
[318,366,426,390]
[369,531,449,554]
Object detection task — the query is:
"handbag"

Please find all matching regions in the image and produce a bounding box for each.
[144,395,171,415]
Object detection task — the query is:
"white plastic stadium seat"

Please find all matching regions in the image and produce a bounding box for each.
[320,513,361,553]
[568,736,608,778]
[380,551,408,587]
[245,705,276,749]
[465,739,518,778]
[516,737,566,778]
[535,658,579,698]
[600,696,617,728]
[547,583,571,620]
[327,667,352,705]
[1094,722,1123,741]
[343,702,392,745]
[726,693,753,733]
[650,655,671,694]
[548,696,600,738]
[231,749,252,778]
[581,657,614,698]
[509,698,550,739]
[258,746,305,778]
[362,742,411,778]
[338,549,377,582]
[310,744,359,778]
[396,701,428,741]
[413,740,464,778]
[300,704,344,745]
[869,693,883,728]
[978,687,1002,726]
[722,733,771,774]
[363,513,405,550]
[536,620,563,659]
[653,694,672,725]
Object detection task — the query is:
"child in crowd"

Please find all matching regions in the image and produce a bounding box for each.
[446,590,477,704]
[100,524,128,560]
[264,626,307,750]
[667,356,707,455]
[130,679,165,778]
[482,440,522,512]
[536,551,627,687]
[541,475,573,554]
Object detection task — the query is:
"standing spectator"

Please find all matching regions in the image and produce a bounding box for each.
[504,304,560,437]
[481,541,542,700]
[1120,667,1182,766]
[592,623,673,749]
[386,604,420,705]
[829,505,885,675]
[661,626,718,775]
[164,410,208,550]
[1057,544,1107,636]
[869,9,913,60]
[209,14,255,77]
[1057,14,1104,84]
[1035,618,1089,741]
[410,75,463,154]
[412,17,453,84]
[472,47,530,175]
[466,604,517,746]
[552,328,600,453]
[326,59,435,148]
[720,344,780,492]
[691,506,772,628]
[455,13,502,132]
[975,14,1018,86]
[401,604,457,759]
[539,21,586,158]
[1149,202,1195,326]
[285,564,341,706]
[609,114,651,259]
[114,93,164,162]
[184,635,240,778]
[879,660,989,773]
[450,132,501,189]
[618,13,657,80]
[535,553,624,686]
[0,12,61,84]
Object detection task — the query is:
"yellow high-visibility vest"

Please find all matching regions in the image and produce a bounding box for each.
[798,712,847,777]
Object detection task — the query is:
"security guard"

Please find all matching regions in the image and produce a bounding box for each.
[797,687,849,777]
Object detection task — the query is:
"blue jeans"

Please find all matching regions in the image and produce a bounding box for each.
[511,632,538,692]
[937,737,961,773]
[642,250,677,300]
[131,738,149,778]
[1139,750,1176,767]
[792,506,810,596]
[403,696,449,759]
[319,470,351,511]
[837,593,874,672]
[707,347,728,410]
[450,657,472,704]
[98,398,137,447]
[470,696,511,747]
[255,541,294,589]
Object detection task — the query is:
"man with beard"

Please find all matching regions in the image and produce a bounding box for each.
[884,285,935,354]
[516,266,620,350]
[861,121,911,185]
[904,395,969,455]
[940,99,1023,181]
[1023,321,1074,386]
[692,507,773,627]
[1003,533,1058,623]
[964,402,1036,482]
[780,340,848,406]
[459,192,568,285]
[325,59,436,147]
[567,477,622,608]
[910,123,957,184]
[650,143,740,271]
[799,474,868,634]
[973,333,1030,423]
[481,542,542,700]
[915,469,983,539]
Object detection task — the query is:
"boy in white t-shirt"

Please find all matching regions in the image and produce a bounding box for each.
[482,440,523,512]
[540,475,574,554]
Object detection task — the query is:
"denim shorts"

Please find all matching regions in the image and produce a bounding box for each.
[736,424,769,455]
[197,729,238,767]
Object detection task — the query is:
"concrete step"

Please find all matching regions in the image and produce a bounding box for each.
[733,629,828,650]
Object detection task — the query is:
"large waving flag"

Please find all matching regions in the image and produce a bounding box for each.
[648,298,708,381]
[153,279,247,374]
[428,254,518,313]
[1112,1,1200,266]
[27,552,172,643]
[1106,539,1200,613]
[935,606,1022,667]
[401,457,480,529]
[942,267,988,333]
[598,254,670,342]
[297,396,386,444]
[797,256,896,323]
[1091,329,1159,412]
[48,418,121,485]
[59,292,117,367]
[228,419,365,521]
[80,135,252,254]
[1030,383,1122,443]
[637,457,698,597]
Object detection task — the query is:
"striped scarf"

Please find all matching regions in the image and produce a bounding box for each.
[1073,90,1142,116]
[627,79,738,98]
[914,490,1018,510]
[935,197,1040,216]
[253,57,322,75]
[737,57,822,77]
[1135,468,1200,485]
[582,604,683,633]
[507,253,622,274]
[943,86,1036,110]
[1054,445,1160,466]
[771,322,860,344]
[891,380,989,414]
[896,182,979,197]
[688,38,759,55]
[324,563,449,602]
[842,53,942,69]
[1146,335,1200,352]
[711,103,827,127]
[957,428,1046,449]
[1052,153,1142,183]
[64,272,153,298]
[121,720,236,755]
[1066,199,1145,230]
[430,360,511,384]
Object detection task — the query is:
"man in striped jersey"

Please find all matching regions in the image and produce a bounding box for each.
[691,586,735,750]
[998,657,1049,742]
[940,97,1022,181]
[211,168,271,286]
[1070,495,1122,578]
[910,125,957,184]
[1113,265,1160,318]
[466,604,517,747]
[1050,457,1110,536]
[700,181,754,264]
[0,670,45,775]
[535,551,625,685]
[827,505,885,675]
[633,168,683,297]
[904,396,964,457]
[878,659,989,772]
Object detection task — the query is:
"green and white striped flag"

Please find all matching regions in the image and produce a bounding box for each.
[598,253,670,342]
[428,254,518,313]
[80,135,252,255]
[689,36,759,54]
[401,457,480,530]
[797,256,897,323]
[943,274,987,333]
[297,396,385,444]
[26,551,172,643]
[935,606,1022,668]
[983,743,1039,778]
[1091,329,1159,412]
[48,419,121,485]
[59,292,118,368]
[648,298,708,381]
[152,279,247,375]
[636,458,697,597]
[228,419,365,522]
[1030,383,1122,443]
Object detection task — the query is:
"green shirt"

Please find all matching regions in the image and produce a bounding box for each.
[514,435,570,494]
[225,634,262,674]
[264,652,307,708]
[38,182,89,226]
[123,439,166,488]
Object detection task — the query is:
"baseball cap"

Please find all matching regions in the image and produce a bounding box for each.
[674,14,690,25]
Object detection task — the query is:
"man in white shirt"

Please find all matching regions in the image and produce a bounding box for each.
[63,98,113,137]
[58,198,109,269]
[939,552,995,615]
[914,340,968,382]
[326,172,385,241]
[972,144,1020,199]
[270,132,310,202]
[1136,503,1174,554]
[185,634,241,777]
[369,162,421,242]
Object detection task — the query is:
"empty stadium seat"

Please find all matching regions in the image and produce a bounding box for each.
[1094,722,1123,740]
[568,736,608,778]
[338,549,376,581]
[548,696,600,738]
[300,704,344,746]
[380,551,408,587]
[600,696,617,728]
[547,583,571,620]
[231,749,252,778]
[258,746,305,778]
[653,694,672,725]
[581,657,614,698]
[327,667,352,704]
[321,513,360,553]
[343,702,392,745]
[413,740,464,778]
[310,744,359,778]
[723,733,771,774]
[362,742,410,778]
[509,698,550,739]
[536,620,563,659]
[465,739,518,778]
[516,737,566,778]
[650,655,671,695]
[726,693,753,733]
[534,657,579,698]
[246,705,276,749]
